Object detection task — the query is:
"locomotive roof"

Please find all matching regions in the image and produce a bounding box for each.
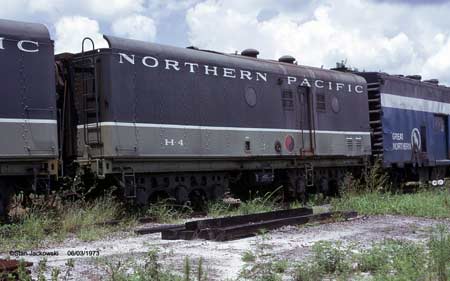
[103,35,366,86]
[0,18,51,42]
[359,71,449,90]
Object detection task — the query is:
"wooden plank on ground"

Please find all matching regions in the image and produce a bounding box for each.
[210,211,358,241]
[185,207,313,230]
[135,224,184,235]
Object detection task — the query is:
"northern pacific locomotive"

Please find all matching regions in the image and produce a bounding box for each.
[0,18,448,215]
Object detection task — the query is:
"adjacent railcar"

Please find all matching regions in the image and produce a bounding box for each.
[356,72,450,182]
[0,19,58,214]
[59,35,371,203]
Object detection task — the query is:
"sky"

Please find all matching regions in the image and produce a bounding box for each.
[2,0,450,83]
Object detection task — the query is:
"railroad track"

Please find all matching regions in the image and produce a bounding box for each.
[135,208,358,241]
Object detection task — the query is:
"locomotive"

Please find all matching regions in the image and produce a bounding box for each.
[0,18,448,215]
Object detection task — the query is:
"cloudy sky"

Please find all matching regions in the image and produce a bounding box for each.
[3,0,450,83]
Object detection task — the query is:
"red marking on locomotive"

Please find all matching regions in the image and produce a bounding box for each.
[285,135,295,152]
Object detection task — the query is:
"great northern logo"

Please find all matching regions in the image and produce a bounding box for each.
[411,128,421,152]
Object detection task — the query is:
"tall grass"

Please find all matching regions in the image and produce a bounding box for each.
[62,196,121,232]
[145,200,192,223]
[332,189,450,218]
[0,195,125,251]
[0,212,55,250]
[207,188,281,218]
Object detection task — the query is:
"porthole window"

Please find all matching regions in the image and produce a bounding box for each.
[331,96,340,113]
[245,87,257,107]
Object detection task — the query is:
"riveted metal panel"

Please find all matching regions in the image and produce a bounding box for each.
[73,35,370,161]
[0,19,57,160]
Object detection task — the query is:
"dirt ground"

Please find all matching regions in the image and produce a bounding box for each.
[3,215,450,280]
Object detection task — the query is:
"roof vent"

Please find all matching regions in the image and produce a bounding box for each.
[278,55,296,64]
[406,75,422,81]
[424,79,439,85]
[241,49,259,58]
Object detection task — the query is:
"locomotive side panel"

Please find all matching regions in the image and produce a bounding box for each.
[380,79,450,166]
[73,35,370,165]
[0,19,58,170]
[359,72,450,168]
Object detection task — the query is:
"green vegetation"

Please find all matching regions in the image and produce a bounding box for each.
[332,189,450,218]
[239,233,286,281]
[294,225,450,281]
[207,188,282,218]
[0,258,75,281]
[237,225,450,281]
[145,200,193,223]
[332,161,450,218]
[101,249,208,281]
[0,195,130,252]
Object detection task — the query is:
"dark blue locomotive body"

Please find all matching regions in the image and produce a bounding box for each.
[356,72,450,181]
[63,35,371,202]
[70,35,370,161]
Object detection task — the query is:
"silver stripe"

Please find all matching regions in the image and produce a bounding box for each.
[0,118,57,124]
[77,122,370,135]
[381,93,450,114]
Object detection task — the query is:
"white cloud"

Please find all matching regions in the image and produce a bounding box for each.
[112,14,156,41]
[423,37,450,82]
[186,0,450,84]
[54,16,107,53]
[0,0,144,21]
[83,0,144,19]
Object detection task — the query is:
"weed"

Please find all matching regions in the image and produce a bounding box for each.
[208,189,281,218]
[241,250,256,263]
[51,267,60,281]
[146,200,192,223]
[364,161,390,193]
[428,225,450,281]
[61,196,121,233]
[184,257,191,281]
[17,259,32,281]
[0,195,123,251]
[240,234,283,281]
[306,193,329,207]
[332,189,450,218]
[357,243,391,273]
[0,212,54,251]
[311,241,352,274]
[293,262,322,281]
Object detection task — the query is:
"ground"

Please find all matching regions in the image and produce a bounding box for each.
[3,214,449,280]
